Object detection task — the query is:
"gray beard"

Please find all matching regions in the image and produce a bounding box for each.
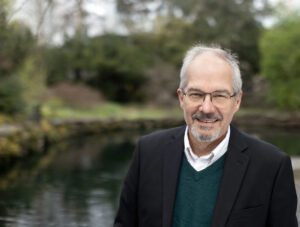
[190,124,221,143]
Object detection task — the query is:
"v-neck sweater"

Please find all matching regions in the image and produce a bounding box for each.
[172,154,226,227]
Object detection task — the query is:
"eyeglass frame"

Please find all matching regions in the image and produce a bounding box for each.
[179,88,237,106]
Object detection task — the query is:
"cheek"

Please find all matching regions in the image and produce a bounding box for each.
[182,106,197,120]
[221,110,236,122]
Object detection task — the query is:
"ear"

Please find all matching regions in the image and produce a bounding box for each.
[177,89,185,109]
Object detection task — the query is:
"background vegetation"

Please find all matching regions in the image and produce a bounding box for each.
[0,0,300,120]
[260,14,300,109]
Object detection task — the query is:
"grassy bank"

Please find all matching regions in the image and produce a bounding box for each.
[42,102,183,120]
[0,103,184,162]
[1,103,300,162]
[42,102,300,127]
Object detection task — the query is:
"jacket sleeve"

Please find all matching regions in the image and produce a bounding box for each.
[114,140,140,227]
[267,155,298,226]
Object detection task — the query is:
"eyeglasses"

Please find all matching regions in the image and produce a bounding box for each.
[181,89,237,107]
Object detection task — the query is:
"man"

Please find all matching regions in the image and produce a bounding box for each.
[114,44,298,227]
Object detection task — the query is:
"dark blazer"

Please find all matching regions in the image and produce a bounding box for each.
[114,125,298,227]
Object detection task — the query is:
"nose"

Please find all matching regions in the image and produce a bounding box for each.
[199,94,216,113]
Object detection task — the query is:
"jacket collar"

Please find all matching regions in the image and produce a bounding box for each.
[162,126,185,227]
[211,125,249,227]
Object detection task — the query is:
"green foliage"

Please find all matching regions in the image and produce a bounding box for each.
[0,21,34,76]
[46,34,149,103]
[116,0,266,88]
[0,76,25,114]
[42,0,267,105]
[186,0,263,87]
[18,53,47,113]
[0,0,270,111]
[0,1,35,115]
[152,17,193,66]
[260,16,300,109]
[44,47,70,85]
[87,34,149,103]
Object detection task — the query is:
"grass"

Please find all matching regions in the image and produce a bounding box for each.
[42,102,183,120]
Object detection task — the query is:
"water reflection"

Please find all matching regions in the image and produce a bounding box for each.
[0,133,137,227]
[0,126,300,226]
[237,124,300,156]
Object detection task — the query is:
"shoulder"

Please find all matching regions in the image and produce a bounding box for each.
[133,125,185,158]
[231,126,290,164]
[131,125,185,168]
[139,125,186,145]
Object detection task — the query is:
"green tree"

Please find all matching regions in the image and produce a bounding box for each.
[0,76,25,114]
[18,51,47,114]
[116,0,268,91]
[260,15,300,109]
[44,46,69,85]
[0,1,35,115]
[188,0,263,83]
[0,9,34,76]
[86,34,148,103]
[45,34,149,103]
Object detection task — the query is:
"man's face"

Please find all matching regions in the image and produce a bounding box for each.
[178,53,242,143]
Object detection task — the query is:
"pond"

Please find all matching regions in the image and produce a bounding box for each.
[0,125,300,227]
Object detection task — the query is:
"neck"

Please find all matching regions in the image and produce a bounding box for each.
[188,131,226,157]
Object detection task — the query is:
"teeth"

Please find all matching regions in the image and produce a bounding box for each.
[199,120,216,123]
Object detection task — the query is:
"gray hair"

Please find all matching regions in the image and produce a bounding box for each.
[179,44,242,93]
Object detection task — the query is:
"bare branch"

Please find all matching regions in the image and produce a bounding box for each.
[7,0,30,22]
[35,0,55,41]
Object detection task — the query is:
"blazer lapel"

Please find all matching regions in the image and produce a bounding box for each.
[162,126,185,227]
[211,126,249,227]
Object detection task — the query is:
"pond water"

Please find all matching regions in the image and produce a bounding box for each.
[0,125,300,227]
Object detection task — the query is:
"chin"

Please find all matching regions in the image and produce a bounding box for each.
[191,125,221,143]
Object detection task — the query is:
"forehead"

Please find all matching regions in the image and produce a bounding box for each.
[185,52,234,92]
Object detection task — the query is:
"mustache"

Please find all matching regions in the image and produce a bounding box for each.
[192,112,223,121]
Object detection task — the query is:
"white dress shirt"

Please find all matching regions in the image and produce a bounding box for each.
[183,126,230,172]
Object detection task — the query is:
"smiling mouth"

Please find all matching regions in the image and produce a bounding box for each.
[195,118,218,124]
[199,119,218,123]
[194,119,216,131]
[192,112,222,123]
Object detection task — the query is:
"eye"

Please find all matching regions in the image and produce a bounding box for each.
[212,93,229,99]
[189,93,204,98]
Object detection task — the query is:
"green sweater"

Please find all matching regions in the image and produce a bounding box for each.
[172,154,226,227]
